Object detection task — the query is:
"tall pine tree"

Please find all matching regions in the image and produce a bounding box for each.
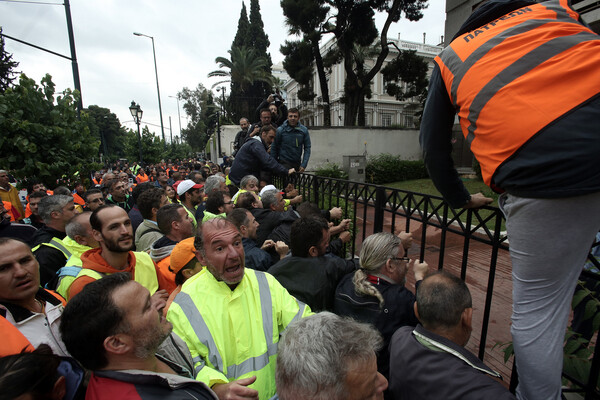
[247,0,272,120]
[233,2,250,48]
[0,28,19,93]
[230,2,250,121]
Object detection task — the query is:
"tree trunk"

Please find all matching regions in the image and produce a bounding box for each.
[358,94,366,126]
[312,41,331,127]
[344,89,361,126]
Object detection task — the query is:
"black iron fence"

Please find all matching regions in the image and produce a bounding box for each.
[275,172,600,398]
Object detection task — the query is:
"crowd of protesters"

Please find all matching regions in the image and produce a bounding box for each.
[0,85,516,400]
[0,147,519,400]
[4,0,600,398]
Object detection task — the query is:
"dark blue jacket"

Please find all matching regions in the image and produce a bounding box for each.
[229,136,288,186]
[242,237,272,272]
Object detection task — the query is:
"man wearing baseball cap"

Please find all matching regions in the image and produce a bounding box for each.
[177,179,204,229]
[163,237,203,315]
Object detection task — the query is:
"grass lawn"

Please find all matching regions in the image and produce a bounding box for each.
[384,178,505,231]
[385,178,500,206]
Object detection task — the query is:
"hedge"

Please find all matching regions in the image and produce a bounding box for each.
[366,154,428,184]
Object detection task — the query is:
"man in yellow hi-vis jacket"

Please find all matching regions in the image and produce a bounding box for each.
[167,218,311,400]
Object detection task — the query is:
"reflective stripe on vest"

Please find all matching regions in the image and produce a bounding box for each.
[435,0,600,184]
[33,238,72,259]
[176,270,281,379]
[57,265,82,279]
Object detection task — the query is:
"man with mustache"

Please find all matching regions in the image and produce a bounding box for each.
[68,204,168,301]
[0,237,70,357]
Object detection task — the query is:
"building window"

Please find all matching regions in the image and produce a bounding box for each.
[382,113,392,127]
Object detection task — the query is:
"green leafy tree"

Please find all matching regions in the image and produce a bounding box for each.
[83,105,128,160]
[381,49,428,101]
[165,141,194,160]
[0,28,19,93]
[381,48,429,127]
[332,0,427,126]
[281,0,427,126]
[280,0,332,126]
[123,126,166,164]
[0,74,99,185]
[208,46,272,118]
[177,84,218,151]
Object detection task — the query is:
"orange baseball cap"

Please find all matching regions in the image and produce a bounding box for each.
[169,237,197,274]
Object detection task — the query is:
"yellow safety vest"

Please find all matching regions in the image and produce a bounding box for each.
[32,238,72,259]
[75,252,159,294]
[55,237,93,300]
[167,268,311,399]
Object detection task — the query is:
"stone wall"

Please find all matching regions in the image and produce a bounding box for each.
[214,125,422,171]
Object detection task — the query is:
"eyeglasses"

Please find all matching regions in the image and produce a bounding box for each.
[390,257,410,263]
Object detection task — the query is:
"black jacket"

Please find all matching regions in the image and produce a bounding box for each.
[270,255,356,312]
[389,325,514,399]
[250,208,298,247]
[0,219,37,246]
[233,129,249,156]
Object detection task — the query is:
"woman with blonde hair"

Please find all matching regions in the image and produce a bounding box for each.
[334,231,428,381]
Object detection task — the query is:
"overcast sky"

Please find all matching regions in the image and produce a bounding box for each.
[1,0,445,139]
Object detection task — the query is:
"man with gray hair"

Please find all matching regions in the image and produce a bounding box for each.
[388,271,514,399]
[204,175,227,195]
[50,212,100,297]
[251,188,298,247]
[276,312,388,400]
[32,195,77,286]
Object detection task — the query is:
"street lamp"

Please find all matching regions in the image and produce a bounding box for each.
[129,101,144,165]
[168,95,182,137]
[133,32,166,148]
[216,86,226,118]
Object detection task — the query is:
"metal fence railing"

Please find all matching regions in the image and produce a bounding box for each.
[274,173,600,398]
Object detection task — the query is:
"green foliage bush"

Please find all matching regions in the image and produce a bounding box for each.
[314,163,349,180]
[366,154,428,184]
[0,74,100,186]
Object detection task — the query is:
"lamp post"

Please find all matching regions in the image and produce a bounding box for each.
[133,32,166,148]
[168,95,182,137]
[129,101,144,165]
[216,86,226,118]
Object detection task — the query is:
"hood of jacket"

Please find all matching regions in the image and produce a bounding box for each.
[80,248,136,274]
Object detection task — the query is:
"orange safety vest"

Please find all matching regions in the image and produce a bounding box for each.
[73,193,85,206]
[137,173,149,184]
[92,178,102,186]
[435,0,600,185]
[0,316,34,357]
[2,201,20,222]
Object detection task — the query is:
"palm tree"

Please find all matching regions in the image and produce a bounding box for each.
[208,46,273,118]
